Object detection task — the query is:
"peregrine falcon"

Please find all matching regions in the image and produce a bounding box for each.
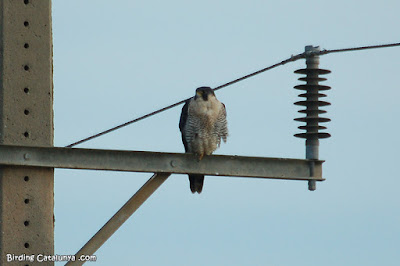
[179,87,228,193]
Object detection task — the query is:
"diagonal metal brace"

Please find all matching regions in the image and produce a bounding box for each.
[65,173,170,266]
[0,145,324,181]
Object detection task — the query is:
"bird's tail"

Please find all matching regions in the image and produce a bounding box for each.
[189,175,204,194]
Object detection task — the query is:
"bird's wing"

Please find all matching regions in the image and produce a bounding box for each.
[179,99,190,152]
[216,102,228,143]
[221,103,227,117]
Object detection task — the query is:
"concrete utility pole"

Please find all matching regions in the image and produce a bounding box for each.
[0,0,54,263]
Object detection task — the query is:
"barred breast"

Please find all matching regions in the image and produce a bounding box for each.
[185,98,228,157]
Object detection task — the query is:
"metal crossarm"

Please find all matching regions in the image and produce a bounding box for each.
[0,145,324,181]
[0,144,325,264]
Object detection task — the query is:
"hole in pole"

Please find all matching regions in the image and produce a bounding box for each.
[24,131,29,138]
[24,176,29,181]
[24,21,29,27]
[24,220,30,226]
[24,199,29,204]
[24,109,30,115]
[24,242,30,248]
[24,43,29,49]
[24,0,29,4]
[24,65,29,71]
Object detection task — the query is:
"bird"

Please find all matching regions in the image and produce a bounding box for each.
[179,87,228,193]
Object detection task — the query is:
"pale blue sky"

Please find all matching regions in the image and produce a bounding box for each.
[53,1,400,265]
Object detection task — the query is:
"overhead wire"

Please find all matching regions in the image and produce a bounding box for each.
[66,52,305,148]
[319,42,400,55]
[66,42,400,148]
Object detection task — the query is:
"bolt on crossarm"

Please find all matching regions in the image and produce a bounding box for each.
[294,45,331,191]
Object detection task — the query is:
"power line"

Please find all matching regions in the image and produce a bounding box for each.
[213,52,305,91]
[66,42,400,148]
[66,98,190,148]
[66,53,305,148]
[319,42,400,55]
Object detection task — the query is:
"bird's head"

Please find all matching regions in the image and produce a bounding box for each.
[194,87,215,101]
